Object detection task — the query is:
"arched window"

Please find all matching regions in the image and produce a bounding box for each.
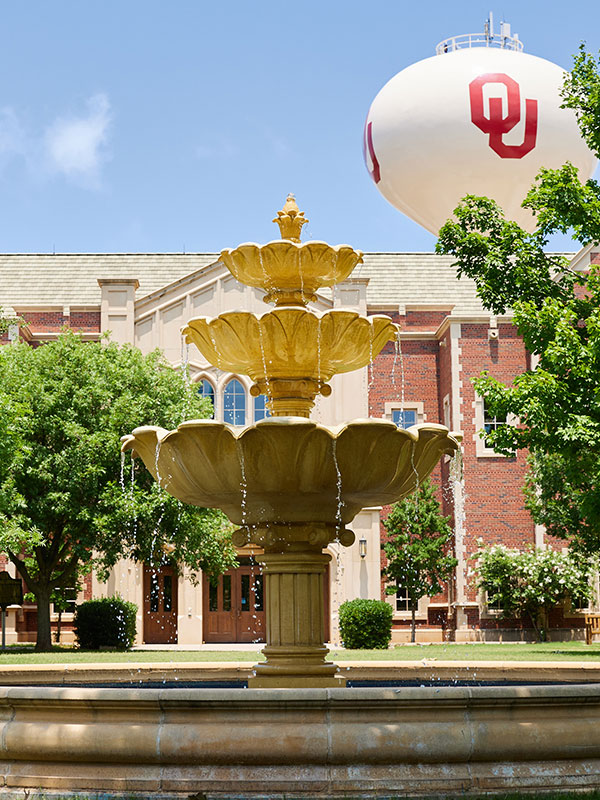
[254,394,271,422]
[223,378,246,425]
[198,379,215,418]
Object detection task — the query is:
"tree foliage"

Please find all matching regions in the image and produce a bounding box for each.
[0,332,237,650]
[383,479,457,642]
[475,544,592,641]
[436,46,600,553]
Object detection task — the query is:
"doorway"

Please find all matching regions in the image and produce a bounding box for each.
[202,558,265,643]
[143,564,178,644]
[202,559,331,643]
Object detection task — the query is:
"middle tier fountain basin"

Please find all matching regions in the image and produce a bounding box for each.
[121,418,459,526]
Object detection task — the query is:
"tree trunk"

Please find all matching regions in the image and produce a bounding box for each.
[55,609,62,644]
[411,606,416,643]
[34,587,53,651]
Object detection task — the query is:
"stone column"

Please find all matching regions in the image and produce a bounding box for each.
[236,524,353,688]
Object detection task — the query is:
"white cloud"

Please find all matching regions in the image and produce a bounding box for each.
[44,93,112,186]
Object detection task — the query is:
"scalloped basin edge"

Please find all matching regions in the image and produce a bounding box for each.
[121,418,459,526]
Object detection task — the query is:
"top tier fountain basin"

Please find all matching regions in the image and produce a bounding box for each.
[121,417,459,528]
[220,240,363,306]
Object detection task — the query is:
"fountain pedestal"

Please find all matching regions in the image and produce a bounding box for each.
[234,524,352,687]
[252,551,341,688]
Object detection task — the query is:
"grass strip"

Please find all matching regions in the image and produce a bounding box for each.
[1,641,600,664]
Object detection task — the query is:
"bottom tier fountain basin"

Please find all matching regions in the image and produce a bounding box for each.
[121,417,459,525]
[3,683,600,797]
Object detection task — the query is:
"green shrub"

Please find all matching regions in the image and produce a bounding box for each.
[338,598,393,649]
[74,596,137,650]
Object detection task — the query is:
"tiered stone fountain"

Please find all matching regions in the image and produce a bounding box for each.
[122,196,459,687]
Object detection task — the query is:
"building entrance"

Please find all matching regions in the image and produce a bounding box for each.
[143,564,178,644]
[203,558,265,643]
[202,558,331,644]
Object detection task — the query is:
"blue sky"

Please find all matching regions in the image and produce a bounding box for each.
[0,1,598,254]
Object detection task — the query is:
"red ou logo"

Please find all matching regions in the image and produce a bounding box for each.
[469,72,538,159]
[363,120,381,183]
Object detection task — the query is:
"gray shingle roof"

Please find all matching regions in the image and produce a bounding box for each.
[0,251,577,314]
[357,252,576,316]
[0,253,219,308]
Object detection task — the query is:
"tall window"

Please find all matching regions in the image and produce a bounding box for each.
[395,584,410,612]
[254,394,271,422]
[392,409,418,429]
[486,586,503,612]
[198,379,215,418]
[224,378,246,425]
[483,403,506,444]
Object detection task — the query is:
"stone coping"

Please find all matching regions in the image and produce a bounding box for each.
[1,659,600,684]
[2,680,600,795]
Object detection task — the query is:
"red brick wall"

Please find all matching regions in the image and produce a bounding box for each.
[459,322,534,599]
[371,311,448,607]
[367,312,566,632]
[21,310,101,334]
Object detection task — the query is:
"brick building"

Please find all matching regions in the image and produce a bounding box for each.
[1,246,596,644]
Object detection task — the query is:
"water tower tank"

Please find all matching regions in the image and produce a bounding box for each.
[364,16,597,233]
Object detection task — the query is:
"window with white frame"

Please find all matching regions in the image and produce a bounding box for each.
[485,586,503,612]
[392,409,418,429]
[473,394,513,457]
[197,378,216,418]
[254,394,271,422]
[384,401,425,429]
[483,403,507,445]
[52,587,77,614]
[395,584,411,612]
[224,378,246,425]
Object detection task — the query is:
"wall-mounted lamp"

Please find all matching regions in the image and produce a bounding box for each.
[359,538,367,559]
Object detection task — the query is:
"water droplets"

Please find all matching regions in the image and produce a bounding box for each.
[390,330,405,406]
[317,316,322,390]
[368,324,375,389]
[257,324,272,403]
[180,335,191,422]
[237,441,248,527]
[331,438,343,536]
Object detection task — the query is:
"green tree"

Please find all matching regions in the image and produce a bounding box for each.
[383,479,457,642]
[475,544,592,641]
[436,46,600,554]
[0,332,236,650]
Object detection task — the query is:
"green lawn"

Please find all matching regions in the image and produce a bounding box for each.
[1,641,600,664]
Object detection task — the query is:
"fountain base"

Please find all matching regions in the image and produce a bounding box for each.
[4,685,600,797]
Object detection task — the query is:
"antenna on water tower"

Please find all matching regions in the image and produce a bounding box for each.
[484,12,494,44]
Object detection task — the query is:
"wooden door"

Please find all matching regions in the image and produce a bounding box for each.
[203,559,265,643]
[143,565,178,644]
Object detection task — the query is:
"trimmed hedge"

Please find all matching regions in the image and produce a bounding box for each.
[338,598,393,649]
[74,596,137,650]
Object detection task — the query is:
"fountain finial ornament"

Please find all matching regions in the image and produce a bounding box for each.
[273,193,308,242]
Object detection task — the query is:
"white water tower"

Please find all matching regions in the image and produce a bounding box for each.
[364,14,597,233]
